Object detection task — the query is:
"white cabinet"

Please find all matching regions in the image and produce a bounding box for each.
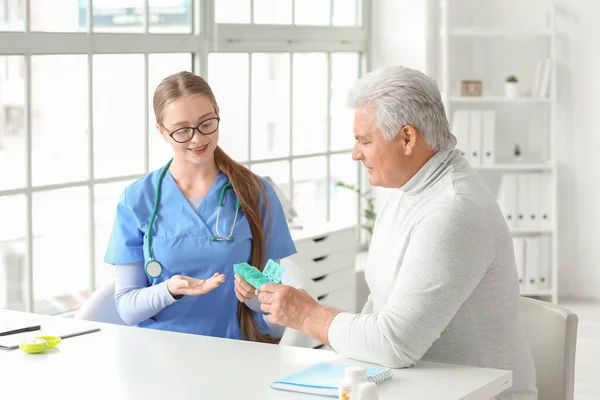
[291,225,358,313]
[289,224,358,348]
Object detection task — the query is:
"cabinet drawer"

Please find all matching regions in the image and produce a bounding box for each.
[312,268,355,298]
[294,227,356,261]
[318,287,357,313]
[290,250,356,279]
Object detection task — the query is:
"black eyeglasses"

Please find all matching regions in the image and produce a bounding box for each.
[161,116,220,143]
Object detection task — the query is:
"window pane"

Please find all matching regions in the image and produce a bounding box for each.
[292,53,327,156]
[215,0,250,24]
[148,53,193,171]
[0,0,24,31]
[253,0,292,25]
[93,55,145,179]
[0,55,26,190]
[251,160,290,200]
[251,53,290,160]
[293,156,326,224]
[33,187,89,314]
[331,52,359,151]
[93,0,144,33]
[295,0,330,26]
[31,55,89,186]
[330,153,358,227]
[209,53,249,163]
[93,54,145,178]
[332,0,361,27]
[30,0,85,32]
[0,194,27,311]
[94,180,134,287]
[149,0,192,33]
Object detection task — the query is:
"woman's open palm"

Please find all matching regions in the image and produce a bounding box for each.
[167,273,226,297]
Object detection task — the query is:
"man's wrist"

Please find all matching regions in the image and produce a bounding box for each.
[301,304,340,346]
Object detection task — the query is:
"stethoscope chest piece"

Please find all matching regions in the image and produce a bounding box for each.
[145,260,162,279]
[145,260,163,279]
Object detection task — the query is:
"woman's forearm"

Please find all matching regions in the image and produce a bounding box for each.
[114,262,180,325]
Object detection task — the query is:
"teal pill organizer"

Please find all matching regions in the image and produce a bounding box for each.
[233,259,285,289]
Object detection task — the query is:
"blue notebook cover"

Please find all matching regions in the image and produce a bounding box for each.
[271,362,392,397]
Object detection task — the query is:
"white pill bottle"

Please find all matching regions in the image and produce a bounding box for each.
[338,366,377,400]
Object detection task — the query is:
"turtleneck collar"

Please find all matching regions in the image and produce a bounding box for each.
[398,148,455,195]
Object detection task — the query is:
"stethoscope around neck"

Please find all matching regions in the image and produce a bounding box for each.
[144,158,241,279]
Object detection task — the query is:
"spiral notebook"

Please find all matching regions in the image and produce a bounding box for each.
[271,362,392,397]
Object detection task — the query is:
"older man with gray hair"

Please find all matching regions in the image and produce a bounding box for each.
[258,66,537,399]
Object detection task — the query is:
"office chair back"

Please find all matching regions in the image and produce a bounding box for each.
[519,297,578,400]
[74,279,127,325]
[269,258,318,348]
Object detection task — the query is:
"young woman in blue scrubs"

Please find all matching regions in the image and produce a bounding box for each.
[104,71,297,343]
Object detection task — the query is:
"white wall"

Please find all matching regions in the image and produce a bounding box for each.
[368,0,434,213]
[545,0,600,300]
[369,0,600,300]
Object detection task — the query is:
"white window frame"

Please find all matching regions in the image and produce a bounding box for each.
[0,0,371,313]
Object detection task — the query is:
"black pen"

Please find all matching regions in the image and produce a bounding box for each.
[0,325,41,336]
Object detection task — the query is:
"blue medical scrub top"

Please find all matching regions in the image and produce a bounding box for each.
[103,167,297,339]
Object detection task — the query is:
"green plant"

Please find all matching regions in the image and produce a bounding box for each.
[505,75,518,83]
[335,181,376,235]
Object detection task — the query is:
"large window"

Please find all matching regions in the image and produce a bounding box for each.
[0,0,368,314]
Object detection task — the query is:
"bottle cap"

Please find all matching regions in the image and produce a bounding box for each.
[338,382,352,392]
[356,382,379,400]
[344,366,367,382]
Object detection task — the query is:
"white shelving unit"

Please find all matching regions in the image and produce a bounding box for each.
[447,96,552,104]
[472,163,553,172]
[440,0,559,304]
[443,27,553,37]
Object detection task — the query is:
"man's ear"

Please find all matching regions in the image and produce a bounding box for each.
[399,125,419,155]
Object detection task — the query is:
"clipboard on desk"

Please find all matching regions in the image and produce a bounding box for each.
[0,324,100,350]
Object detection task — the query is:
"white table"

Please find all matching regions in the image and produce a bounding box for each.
[0,310,512,399]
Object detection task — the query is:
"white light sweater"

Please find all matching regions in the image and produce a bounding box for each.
[328,149,537,399]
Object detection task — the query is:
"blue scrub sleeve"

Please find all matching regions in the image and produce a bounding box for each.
[104,189,145,264]
[261,180,297,261]
[114,261,180,326]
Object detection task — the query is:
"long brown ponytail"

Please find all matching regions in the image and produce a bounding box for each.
[153,71,278,344]
[214,147,277,344]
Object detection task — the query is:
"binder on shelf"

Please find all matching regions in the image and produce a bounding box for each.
[451,110,470,158]
[531,60,544,97]
[526,173,541,231]
[468,110,482,165]
[513,238,526,292]
[481,110,496,165]
[497,173,517,230]
[531,58,552,98]
[516,174,529,230]
[538,236,552,291]
[525,237,540,294]
[539,173,552,230]
[538,58,552,98]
